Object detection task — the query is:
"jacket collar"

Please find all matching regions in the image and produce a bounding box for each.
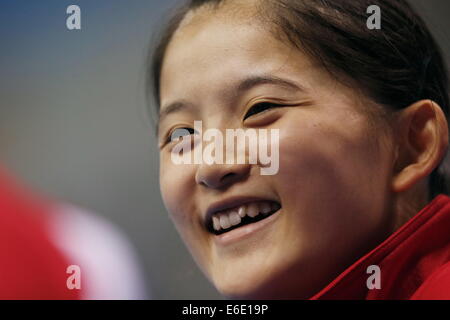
[311,194,450,299]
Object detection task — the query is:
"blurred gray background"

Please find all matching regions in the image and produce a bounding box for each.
[0,0,449,299]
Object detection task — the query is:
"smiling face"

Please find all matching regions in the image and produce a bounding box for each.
[157,5,397,299]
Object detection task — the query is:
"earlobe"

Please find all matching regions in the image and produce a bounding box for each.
[392,100,449,193]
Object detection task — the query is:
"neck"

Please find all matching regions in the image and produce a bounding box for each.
[392,180,429,231]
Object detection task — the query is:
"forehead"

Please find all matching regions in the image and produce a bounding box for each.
[159,5,313,107]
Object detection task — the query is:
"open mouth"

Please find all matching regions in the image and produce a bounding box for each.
[206,200,282,235]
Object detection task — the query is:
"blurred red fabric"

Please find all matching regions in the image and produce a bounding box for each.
[0,168,80,300]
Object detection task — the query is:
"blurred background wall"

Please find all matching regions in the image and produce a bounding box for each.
[0,0,448,299]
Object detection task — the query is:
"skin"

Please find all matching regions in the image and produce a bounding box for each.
[157,5,448,299]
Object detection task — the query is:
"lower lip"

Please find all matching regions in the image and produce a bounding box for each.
[213,209,281,246]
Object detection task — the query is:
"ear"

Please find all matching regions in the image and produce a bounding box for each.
[392,100,449,193]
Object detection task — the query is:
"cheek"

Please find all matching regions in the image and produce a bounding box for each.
[159,155,197,227]
[279,112,386,183]
[159,160,208,266]
[275,113,391,231]
[266,113,393,285]
[159,155,212,275]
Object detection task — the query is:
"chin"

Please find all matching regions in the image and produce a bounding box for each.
[218,283,303,300]
[211,273,264,299]
[211,269,288,300]
[210,261,319,300]
[217,283,266,300]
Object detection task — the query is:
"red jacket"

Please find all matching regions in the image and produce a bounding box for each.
[0,169,80,299]
[312,194,450,300]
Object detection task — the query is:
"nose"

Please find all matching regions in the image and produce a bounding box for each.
[195,162,251,189]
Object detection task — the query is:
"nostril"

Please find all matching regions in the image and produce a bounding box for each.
[220,172,236,183]
[199,172,237,189]
[196,163,251,189]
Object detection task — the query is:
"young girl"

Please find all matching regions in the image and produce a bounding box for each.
[149,0,450,299]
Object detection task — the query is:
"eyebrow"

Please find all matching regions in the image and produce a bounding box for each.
[157,74,304,134]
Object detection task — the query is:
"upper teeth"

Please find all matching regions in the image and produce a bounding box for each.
[212,201,278,232]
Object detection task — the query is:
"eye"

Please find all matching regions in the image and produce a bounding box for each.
[243,102,282,120]
[166,127,197,143]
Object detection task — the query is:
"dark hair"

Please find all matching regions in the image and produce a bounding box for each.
[148,0,449,200]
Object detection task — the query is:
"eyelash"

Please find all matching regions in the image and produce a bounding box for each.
[165,127,197,144]
[243,102,282,120]
[164,102,282,145]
